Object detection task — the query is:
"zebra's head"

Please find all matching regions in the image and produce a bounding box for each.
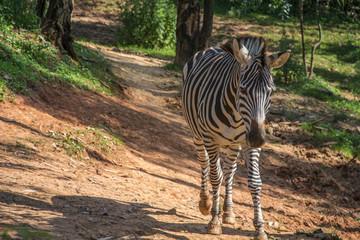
[224,35,291,148]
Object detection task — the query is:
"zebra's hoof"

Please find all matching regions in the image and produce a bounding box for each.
[222,212,236,225]
[253,231,268,240]
[207,220,222,235]
[199,198,212,216]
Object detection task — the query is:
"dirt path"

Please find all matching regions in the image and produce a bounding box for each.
[1,42,359,240]
[1,1,359,239]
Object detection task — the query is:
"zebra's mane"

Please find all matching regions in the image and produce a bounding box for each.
[220,34,267,64]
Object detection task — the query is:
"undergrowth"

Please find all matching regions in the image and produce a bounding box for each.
[117,44,175,59]
[52,127,123,160]
[117,0,176,48]
[302,122,360,158]
[0,28,119,102]
[1,225,52,240]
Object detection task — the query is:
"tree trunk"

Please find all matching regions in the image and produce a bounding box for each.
[197,0,213,51]
[36,0,47,20]
[309,0,322,79]
[41,0,77,60]
[299,0,308,76]
[175,0,200,66]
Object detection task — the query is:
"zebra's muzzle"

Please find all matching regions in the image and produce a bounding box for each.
[247,119,266,148]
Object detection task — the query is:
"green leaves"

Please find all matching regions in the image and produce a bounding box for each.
[301,122,360,158]
[1,225,53,240]
[0,0,39,30]
[117,0,176,48]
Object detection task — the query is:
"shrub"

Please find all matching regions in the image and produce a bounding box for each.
[216,0,292,19]
[274,34,305,84]
[117,0,176,48]
[0,0,39,30]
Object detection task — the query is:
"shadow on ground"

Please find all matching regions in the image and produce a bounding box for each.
[0,192,254,239]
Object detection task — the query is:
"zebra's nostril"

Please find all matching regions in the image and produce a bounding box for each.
[248,124,266,148]
[248,135,266,148]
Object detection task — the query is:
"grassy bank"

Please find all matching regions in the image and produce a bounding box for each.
[0,28,120,102]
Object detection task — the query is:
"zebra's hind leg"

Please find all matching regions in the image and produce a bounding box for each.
[222,145,241,225]
[194,139,212,216]
[204,142,222,235]
[244,148,268,240]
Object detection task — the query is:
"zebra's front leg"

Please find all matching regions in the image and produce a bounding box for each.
[205,143,223,235]
[222,146,240,225]
[194,139,212,216]
[245,148,267,240]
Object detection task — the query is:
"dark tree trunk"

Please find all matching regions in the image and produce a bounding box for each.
[41,0,77,60]
[299,0,308,76]
[175,0,200,66]
[309,0,322,79]
[36,0,47,20]
[197,0,213,51]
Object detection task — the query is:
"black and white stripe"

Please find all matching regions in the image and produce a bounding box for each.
[182,35,283,239]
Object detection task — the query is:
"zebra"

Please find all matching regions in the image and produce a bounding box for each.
[181,34,290,240]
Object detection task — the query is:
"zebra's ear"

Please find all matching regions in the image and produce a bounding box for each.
[266,50,291,69]
[232,38,251,65]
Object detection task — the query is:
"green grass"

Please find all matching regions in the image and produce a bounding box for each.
[1,225,53,239]
[301,122,360,158]
[164,62,183,73]
[51,126,123,159]
[57,137,85,158]
[87,126,123,154]
[0,28,120,101]
[117,44,175,59]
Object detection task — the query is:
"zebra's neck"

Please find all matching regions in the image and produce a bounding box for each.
[221,55,243,123]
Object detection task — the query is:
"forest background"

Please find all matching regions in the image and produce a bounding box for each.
[0,0,359,239]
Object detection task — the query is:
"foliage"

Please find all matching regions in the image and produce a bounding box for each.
[0,28,119,101]
[57,137,85,157]
[116,44,175,59]
[324,0,360,23]
[0,0,39,30]
[214,0,359,22]
[214,0,292,19]
[267,0,292,20]
[1,225,53,239]
[224,0,264,16]
[117,0,176,48]
[87,126,123,154]
[274,32,305,84]
[164,62,183,73]
[302,122,360,158]
[54,126,123,159]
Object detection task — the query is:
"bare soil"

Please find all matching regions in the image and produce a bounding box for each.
[0,1,359,239]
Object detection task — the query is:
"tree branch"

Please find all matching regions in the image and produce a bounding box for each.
[309,0,322,79]
[299,0,308,76]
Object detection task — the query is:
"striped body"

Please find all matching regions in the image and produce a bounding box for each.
[182,36,290,239]
[183,47,247,147]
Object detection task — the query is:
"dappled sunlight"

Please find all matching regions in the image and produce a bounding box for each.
[1,0,359,239]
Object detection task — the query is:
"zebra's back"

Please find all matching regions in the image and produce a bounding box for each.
[182,47,246,147]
